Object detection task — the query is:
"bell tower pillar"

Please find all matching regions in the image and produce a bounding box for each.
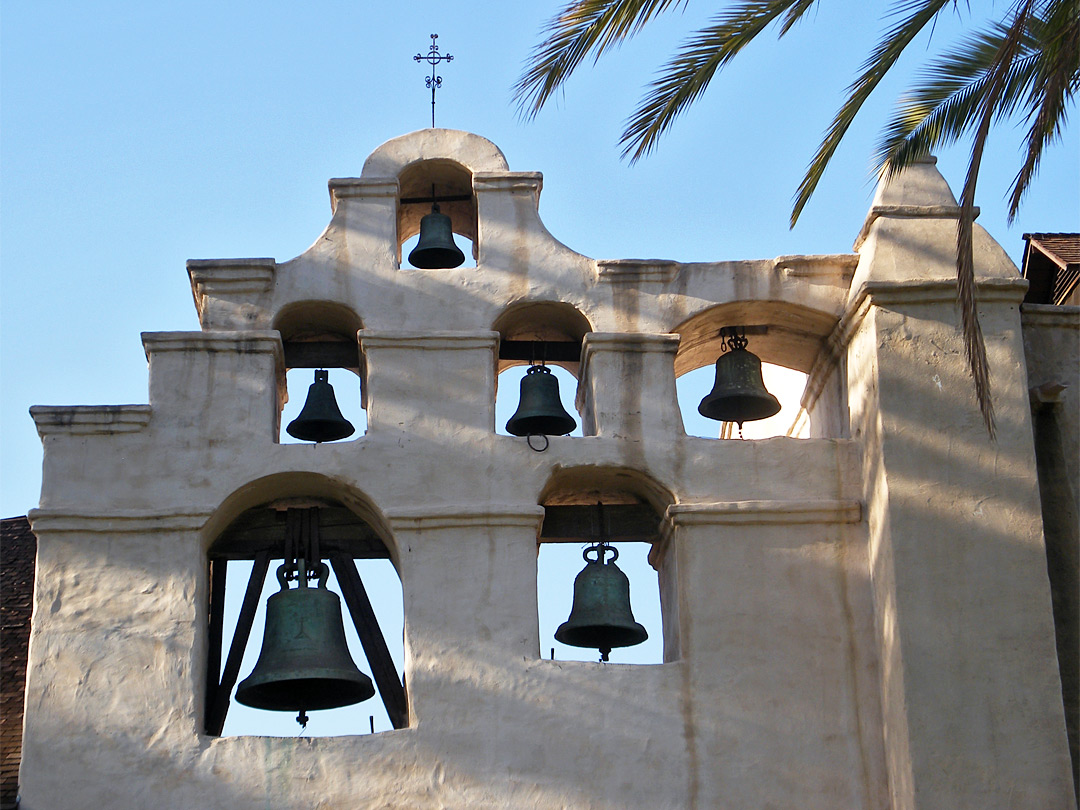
[845,158,1073,808]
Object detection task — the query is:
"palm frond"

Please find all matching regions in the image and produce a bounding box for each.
[876,23,1040,176]
[779,0,819,35]
[1007,0,1079,217]
[618,0,812,161]
[955,0,1039,438]
[790,0,956,227]
[514,0,687,119]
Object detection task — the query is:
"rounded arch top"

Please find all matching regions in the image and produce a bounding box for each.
[493,301,593,375]
[539,465,676,516]
[673,300,837,377]
[203,472,397,566]
[361,129,510,180]
[273,301,363,343]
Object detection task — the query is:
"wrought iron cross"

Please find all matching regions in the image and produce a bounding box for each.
[414,33,453,128]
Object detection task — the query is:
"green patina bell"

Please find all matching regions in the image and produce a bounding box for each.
[697,341,780,428]
[286,369,355,443]
[236,563,374,713]
[505,365,577,437]
[408,203,466,269]
[555,544,647,661]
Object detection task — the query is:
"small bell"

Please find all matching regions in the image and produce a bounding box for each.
[697,330,780,428]
[286,370,355,443]
[505,365,577,437]
[408,203,465,269]
[236,563,374,715]
[555,544,647,661]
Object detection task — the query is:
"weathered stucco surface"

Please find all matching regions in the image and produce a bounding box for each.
[22,132,1075,808]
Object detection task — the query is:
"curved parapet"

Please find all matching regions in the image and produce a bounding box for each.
[361,128,510,178]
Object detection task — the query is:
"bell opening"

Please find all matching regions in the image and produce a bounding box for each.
[281,368,366,445]
[217,557,403,737]
[496,364,583,438]
[401,229,476,270]
[538,542,661,665]
[676,362,809,440]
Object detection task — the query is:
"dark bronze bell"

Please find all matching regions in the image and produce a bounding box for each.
[286,369,355,443]
[555,544,647,661]
[236,563,375,713]
[408,203,465,269]
[505,365,577,437]
[698,346,781,427]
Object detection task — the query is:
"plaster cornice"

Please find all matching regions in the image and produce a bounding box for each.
[665,499,862,526]
[1021,303,1080,328]
[385,505,546,532]
[141,330,284,361]
[27,508,210,533]
[30,405,153,437]
[597,259,680,284]
[854,204,980,250]
[359,330,499,351]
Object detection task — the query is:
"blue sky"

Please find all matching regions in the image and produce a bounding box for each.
[2,2,1077,516]
[2,0,1076,737]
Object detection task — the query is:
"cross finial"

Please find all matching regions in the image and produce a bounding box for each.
[414,34,453,128]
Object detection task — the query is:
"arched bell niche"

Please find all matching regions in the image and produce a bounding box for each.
[273,301,366,443]
[493,302,592,438]
[536,467,676,665]
[673,301,839,439]
[203,475,406,737]
[397,159,477,269]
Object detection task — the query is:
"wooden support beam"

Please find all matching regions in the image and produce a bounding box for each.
[540,504,661,543]
[210,506,390,561]
[499,340,581,363]
[205,550,271,736]
[283,341,360,371]
[331,554,408,730]
[204,558,227,729]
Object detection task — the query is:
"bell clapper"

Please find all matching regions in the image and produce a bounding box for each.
[296,709,309,730]
[526,433,549,452]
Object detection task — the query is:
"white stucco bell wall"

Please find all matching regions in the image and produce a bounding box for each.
[21,131,1075,809]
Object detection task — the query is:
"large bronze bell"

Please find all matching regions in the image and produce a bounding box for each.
[408,203,465,269]
[505,365,577,437]
[697,339,780,428]
[236,563,375,714]
[286,369,355,443]
[555,544,647,661]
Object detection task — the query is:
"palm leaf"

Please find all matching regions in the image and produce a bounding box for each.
[1007,0,1079,217]
[790,0,957,227]
[875,23,1041,175]
[618,0,811,161]
[954,0,1040,438]
[514,0,687,118]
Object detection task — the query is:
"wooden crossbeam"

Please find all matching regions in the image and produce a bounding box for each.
[283,341,360,371]
[498,340,581,363]
[205,549,270,736]
[331,555,408,730]
[210,506,389,561]
[539,504,661,543]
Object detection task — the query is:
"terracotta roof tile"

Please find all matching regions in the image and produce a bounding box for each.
[1,516,36,810]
